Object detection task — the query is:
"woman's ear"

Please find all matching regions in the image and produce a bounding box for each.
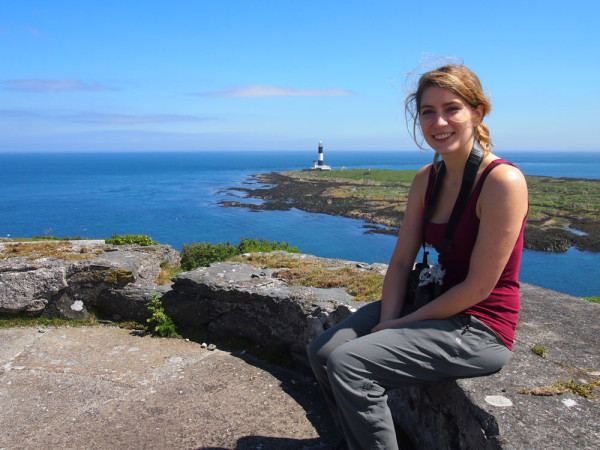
[473,104,484,125]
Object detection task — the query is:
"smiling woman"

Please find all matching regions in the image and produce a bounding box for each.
[308,63,529,450]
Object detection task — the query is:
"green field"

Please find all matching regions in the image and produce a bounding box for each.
[290,169,600,224]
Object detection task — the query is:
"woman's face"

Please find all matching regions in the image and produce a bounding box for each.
[419,86,483,156]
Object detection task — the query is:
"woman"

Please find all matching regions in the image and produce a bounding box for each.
[308,64,528,449]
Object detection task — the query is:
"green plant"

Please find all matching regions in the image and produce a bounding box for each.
[0,313,99,328]
[235,252,383,302]
[105,233,157,246]
[155,262,182,285]
[0,241,100,261]
[584,296,600,304]
[180,241,239,270]
[237,237,299,254]
[556,379,595,398]
[13,235,84,241]
[531,344,547,358]
[146,294,180,338]
[180,237,300,271]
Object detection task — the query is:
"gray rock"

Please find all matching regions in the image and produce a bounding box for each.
[168,256,600,449]
[169,260,365,366]
[1,245,598,448]
[0,265,68,314]
[0,240,179,318]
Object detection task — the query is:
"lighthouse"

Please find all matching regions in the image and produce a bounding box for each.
[307,141,331,171]
[318,141,324,167]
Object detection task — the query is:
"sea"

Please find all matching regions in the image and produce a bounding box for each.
[1,150,599,297]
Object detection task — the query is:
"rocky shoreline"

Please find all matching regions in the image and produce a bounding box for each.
[221,171,600,253]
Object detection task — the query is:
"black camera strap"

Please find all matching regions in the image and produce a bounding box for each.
[420,140,485,262]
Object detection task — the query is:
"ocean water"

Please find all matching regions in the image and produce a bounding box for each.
[1,150,598,297]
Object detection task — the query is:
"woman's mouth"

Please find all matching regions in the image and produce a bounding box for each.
[433,132,453,140]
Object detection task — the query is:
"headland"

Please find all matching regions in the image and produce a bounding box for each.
[220,169,600,253]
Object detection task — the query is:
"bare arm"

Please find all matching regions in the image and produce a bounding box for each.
[377,165,430,323]
[373,163,528,331]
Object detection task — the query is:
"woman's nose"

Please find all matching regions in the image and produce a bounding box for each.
[434,112,448,126]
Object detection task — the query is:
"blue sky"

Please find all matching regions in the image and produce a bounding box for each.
[1,1,598,153]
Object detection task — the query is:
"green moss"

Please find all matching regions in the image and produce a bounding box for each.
[0,241,101,261]
[234,252,384,302]
[105,233,158,246]
[180,237,300,271]
[556,379,595,398]
[531,344,547,358]
[107,269,135,285]
[0,313,99,328]
[294,168,417,184]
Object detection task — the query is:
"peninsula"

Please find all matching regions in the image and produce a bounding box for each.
[221,169,600,253]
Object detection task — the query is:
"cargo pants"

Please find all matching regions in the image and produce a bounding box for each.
[307,300,511,450]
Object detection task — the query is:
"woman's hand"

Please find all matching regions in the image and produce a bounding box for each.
[371,318,405,333]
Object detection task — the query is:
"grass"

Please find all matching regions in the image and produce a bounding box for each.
[0,241,103,261]
[519,379,595,398]
[232,252,384,302]
[0,313,100,328]
[155,262,182,285]
[522,176,600,223]
[584,297,600,304]
[556,380,595,398]
[285,169,600,226]
[293,168,417,184]
[10,235,84,242]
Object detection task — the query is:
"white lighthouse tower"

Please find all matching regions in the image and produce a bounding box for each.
[308,141,331,171]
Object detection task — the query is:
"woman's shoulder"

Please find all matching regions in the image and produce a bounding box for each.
[415,162,435,179]
[484,156,526,184]
[411,163,435,190]
[480,157,528,200]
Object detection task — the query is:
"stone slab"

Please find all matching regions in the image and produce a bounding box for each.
[0,326,336,449]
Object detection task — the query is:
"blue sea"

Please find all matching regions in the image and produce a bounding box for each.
[1,150,599,297]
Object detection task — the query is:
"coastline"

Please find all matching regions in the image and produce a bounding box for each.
[221,170,600,254]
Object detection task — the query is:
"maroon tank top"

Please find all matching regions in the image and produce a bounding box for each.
[423,159,527,349]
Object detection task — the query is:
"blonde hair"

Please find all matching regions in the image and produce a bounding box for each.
[405,64,493,164]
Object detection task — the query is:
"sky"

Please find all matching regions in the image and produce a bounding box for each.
[1,1,598,153]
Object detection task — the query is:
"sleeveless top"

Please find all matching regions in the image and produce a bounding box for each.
[423,159,527,350]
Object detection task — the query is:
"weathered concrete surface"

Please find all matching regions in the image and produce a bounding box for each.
[0,326,336,449]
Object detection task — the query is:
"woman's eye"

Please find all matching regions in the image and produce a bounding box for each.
[421,109,433,115]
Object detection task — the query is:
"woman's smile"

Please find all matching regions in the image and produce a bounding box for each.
[433,132,454,140]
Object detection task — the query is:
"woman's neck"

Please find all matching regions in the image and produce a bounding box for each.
[439,147,471,182]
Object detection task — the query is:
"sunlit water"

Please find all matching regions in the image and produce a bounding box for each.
[1,150,598,297]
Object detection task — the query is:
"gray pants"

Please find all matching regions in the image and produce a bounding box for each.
[307,301,511,450]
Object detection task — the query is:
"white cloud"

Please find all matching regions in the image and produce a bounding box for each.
[197,84,355,98]
[0,109,215,125]
[2,78,115,93]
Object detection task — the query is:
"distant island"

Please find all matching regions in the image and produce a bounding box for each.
[221,169,600,253]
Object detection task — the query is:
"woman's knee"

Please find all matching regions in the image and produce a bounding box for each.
[326,343,360,383]
[308,332,331,367]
